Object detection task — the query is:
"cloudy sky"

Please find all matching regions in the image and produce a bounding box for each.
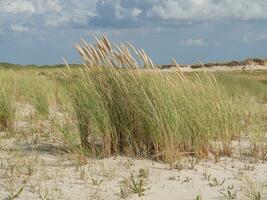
[1,0,267,65]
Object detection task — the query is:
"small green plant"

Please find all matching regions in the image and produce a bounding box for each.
[251,192,261,200]
[243,164,255,171]
[117,176,133,199]
[91,177,103,186]
[123,159,135,169]
[168,175,180,181]
[218,185,236,199]
[172,162,184,170]
[138,168,149,179]
[182,176,192,183]
[202,173,211,181]
[242,176,263,200]
[116,186,131,199]
[208,176,225,187]
[5,186,24,200]
[188,157,199,169]
[195,195,202,200]
[130,174,150,197]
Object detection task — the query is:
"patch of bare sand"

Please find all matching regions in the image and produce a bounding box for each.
[0,135,267,200]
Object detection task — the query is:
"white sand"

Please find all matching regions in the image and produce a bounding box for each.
[0,137,266,200]
[174,64,267,72]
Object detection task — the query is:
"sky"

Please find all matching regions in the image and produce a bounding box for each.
[0,0,267,65]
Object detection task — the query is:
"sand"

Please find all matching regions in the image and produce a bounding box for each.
[0,128,266,199]
[174,65,267,72]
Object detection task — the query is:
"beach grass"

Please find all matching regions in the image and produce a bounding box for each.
[65,36,264,162]
[0,37,265,163]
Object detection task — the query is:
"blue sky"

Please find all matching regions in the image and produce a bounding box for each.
[0,0,267,65]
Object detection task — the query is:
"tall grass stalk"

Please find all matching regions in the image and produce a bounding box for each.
[67,36,244,162]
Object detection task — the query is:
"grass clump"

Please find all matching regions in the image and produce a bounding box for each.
[67,36,247,162]
[0,74,15,131]
[242,176,264,200]
[24,75,50,116]
[14,72,52,117]
[214,73,267,158]
[0,88,15,131]
[215,73,267,103]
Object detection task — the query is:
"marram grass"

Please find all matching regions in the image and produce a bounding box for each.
[0,73,15,131]
[67,36,245,162]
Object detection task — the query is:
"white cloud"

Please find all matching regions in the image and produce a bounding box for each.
[0,0,63,14]
[44,15,69,27]
[39,0,97,28]
[90,0,267,27]
[179,38,207,46]
[31,0,62,14]
[10,24,29,32]
[45,0,62,12]
[0,0,267,32]
[0,0,98,30]
[0,0,35,14]
[148,0,267,21]
[132,8,142,17]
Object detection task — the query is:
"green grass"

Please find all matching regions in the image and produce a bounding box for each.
[0,86,15,131]
[0,73,15,131]
[70,67,246,161]
[11,71,66,117]
[214,72,267,103]
[0,37,266,163]
[66,36,264,162]
[15,74,49,116]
